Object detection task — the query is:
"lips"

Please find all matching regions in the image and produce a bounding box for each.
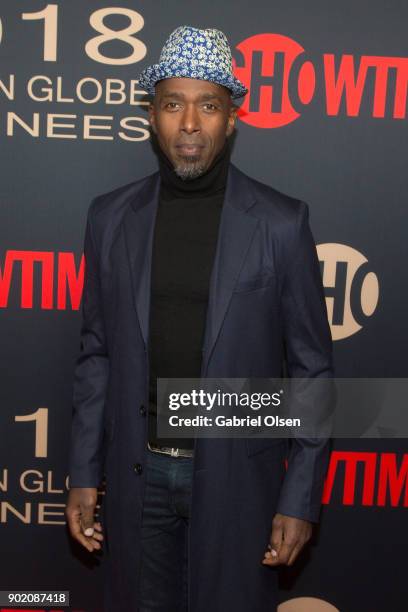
[176,144,204,154]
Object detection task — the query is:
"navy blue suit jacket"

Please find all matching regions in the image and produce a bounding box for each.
[68,162,334,612]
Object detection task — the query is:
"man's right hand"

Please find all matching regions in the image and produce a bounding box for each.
[65,487,104,552]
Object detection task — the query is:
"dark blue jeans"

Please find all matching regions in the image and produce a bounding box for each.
[138,448,194,611]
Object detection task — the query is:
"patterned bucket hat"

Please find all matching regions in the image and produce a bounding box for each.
[137,25,248,99]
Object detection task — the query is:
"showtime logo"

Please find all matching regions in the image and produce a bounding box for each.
[232,33,408,127]
[0,250,83,310]
[321,451,408,507]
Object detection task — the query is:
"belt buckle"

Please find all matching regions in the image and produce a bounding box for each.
[170,447,179,457]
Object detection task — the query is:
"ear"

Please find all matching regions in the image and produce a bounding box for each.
[226,103,238,137]
[148,103,156,134]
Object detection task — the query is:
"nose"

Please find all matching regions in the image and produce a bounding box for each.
[180,104,201,135]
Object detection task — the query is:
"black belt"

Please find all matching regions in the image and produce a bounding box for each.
[147,442,194,458]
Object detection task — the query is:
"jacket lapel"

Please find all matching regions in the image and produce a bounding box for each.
[123,172,160,348]
[123,163,258,370]
[200,164,258,375]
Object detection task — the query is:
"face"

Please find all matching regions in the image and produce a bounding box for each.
[148,77,237,180]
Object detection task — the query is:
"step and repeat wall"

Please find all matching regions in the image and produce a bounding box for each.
[1,1,407,611]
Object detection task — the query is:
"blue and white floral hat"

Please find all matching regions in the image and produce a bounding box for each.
[137,25,248,99]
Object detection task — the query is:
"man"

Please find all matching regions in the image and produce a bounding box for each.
[65,26,334,612]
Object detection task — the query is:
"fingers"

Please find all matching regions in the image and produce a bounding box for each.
[273,537,295,565]
[65,490,103,553]
[287,541,303,566]
[78,508,103,550]
[80,502,96,536]
[91,522,104,543]
[78,520,104,552]
[262,515,283,566]
[286,525,311,566]
[69,512,100,552]
[263,537,294,566]
[262,514,312,567]
[270,523,283,558]
[93,521,104,536]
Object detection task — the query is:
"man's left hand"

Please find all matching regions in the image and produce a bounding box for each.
[262,512,312,566]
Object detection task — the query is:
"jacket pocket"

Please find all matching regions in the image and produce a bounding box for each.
[233,273,275,293]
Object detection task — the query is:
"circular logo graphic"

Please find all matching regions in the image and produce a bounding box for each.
[317,243,379,340]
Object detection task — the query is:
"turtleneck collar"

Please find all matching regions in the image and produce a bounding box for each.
[157,137,232,200]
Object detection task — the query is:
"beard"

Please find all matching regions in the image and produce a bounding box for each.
[173,154,207,180]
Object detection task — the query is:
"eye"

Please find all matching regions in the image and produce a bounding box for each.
[165,102,180,110]
[203,103,217,111]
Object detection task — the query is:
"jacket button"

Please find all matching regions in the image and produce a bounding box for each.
[139,404,146,416]
[134,463,143,475]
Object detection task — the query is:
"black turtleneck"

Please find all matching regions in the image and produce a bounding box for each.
[148,138,231,448]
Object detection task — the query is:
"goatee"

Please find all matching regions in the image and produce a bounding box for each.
[173,156,207,180]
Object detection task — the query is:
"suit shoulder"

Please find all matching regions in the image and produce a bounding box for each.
[235,165,306,223]
[86,171,159,247]
[89,171,159,220]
